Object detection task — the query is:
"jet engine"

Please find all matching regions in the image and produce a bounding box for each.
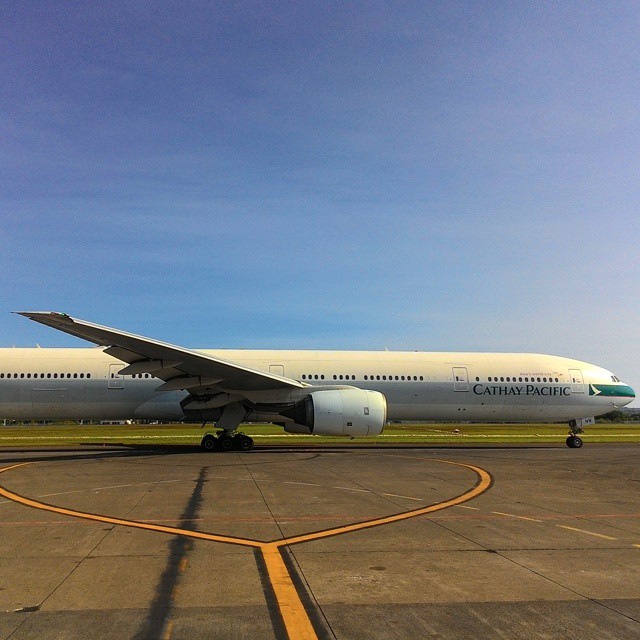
[282,388,387,436]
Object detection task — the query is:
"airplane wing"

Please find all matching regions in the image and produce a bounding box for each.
[16,312,307,393]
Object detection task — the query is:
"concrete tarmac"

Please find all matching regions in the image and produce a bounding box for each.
[0,444,639,639]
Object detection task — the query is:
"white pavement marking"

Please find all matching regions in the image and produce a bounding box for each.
[492,510,544,522]
[556,525,617,540]
[38,479,183,498]
[283,481,322,486]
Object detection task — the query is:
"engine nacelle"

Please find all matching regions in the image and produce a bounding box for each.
[283,388,387,437]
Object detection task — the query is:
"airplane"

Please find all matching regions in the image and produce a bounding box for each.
[0,312,635,450]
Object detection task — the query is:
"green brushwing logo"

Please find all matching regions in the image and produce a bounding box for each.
[589,384,635,398]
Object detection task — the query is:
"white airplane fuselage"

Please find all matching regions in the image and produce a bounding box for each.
[0,348,634,424]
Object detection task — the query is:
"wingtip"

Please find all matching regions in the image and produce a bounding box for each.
[13,311,74,323]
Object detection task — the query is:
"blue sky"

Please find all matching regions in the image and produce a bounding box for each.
[2,2,638,403]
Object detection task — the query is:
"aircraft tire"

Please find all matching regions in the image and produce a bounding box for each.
[566,435,584,448]
[201,434,219,452]
[219,434,235,452]
[235,435,254,452]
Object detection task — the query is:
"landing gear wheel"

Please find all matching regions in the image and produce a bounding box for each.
[566,435,583,448]
[201,434,219,452]
[235,435,254,452]
[219,434,235,452]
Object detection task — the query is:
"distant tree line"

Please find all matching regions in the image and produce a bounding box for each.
[598,409,640,422]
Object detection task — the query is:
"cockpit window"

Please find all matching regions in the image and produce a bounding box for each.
[611,375,620,383]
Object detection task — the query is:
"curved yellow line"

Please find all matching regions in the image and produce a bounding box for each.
[0,457,492,640]
[277,459,492,546]
[0,463,261,548]
[0,462,33,474]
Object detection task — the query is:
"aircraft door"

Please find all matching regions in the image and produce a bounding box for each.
[453,367,469,391]
[108,364,124,389]
[568,369,584,393]
[269,365,285,377]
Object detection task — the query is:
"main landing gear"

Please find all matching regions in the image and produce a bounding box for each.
[198,402,254,452]
[200,431,254,452]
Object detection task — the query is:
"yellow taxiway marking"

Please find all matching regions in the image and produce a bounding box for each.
[278,461,491,548]
[492,511,544,523]
[0,459,491,640]
[261,543,319,640]
[556,525,617,541]
[0,464,261,547]
[160,619,174,640]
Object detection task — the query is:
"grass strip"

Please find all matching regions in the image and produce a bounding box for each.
[1,422,639,447]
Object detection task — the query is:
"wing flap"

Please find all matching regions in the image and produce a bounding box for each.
[117,360,182,375]
[156,377,224,392]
